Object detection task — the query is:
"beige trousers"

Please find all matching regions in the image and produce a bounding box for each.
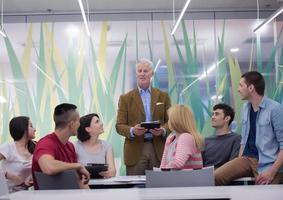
[215,156,283,185]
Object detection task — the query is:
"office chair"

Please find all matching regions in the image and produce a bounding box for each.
[34,169,80,190]
[146,166,215,188]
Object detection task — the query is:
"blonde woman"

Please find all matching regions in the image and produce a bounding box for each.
[160,105,204,169]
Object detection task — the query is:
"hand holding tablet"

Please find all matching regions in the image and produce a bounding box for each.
[140,121,161,129]
[85,163,108,179]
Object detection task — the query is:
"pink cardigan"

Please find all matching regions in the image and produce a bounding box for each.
[160,133,203,169]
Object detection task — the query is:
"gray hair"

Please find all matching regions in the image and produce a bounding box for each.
[136,58,154,70]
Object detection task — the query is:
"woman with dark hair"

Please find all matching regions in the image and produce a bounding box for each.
[74,113,116,178]
[0,116,36,192]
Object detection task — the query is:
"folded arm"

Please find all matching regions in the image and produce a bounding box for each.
[38,154,90,188]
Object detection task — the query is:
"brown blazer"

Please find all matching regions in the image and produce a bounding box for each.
[115,87,171,166]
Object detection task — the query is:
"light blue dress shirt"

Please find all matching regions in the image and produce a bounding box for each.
[240,96,283,173]
[139,88,152,140]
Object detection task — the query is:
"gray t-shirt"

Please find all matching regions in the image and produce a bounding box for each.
[202,132,241,169]
[73,140,112,166]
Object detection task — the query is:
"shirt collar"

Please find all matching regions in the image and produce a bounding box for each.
[138,86,151,94]
[259,96,267,109]
[246,96,267,110]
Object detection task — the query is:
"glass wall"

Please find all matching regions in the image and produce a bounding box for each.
[0,11,281,174]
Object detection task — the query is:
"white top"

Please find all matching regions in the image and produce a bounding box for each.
[0,142,32,192]
[73,140,112,166]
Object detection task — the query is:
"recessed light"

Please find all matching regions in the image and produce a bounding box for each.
[230,48,239,53]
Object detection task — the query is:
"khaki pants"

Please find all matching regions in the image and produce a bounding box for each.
[215,156,283,185]
[126,142,159,175]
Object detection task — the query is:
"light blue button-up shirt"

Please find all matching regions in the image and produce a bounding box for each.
[240,96,283,173]
[139,87,152,122]
[129,87,152,139]
[139,87,152,140]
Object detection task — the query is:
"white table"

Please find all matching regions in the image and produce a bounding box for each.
[141,185,283,200]
[0,189,139,200]
[1,185,283,200]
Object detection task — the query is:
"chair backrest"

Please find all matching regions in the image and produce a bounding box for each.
[34,169,80,190]
[0,170,9,196]
[146,166,214,188]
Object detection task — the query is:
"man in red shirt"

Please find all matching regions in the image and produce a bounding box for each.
[32,103,90,189]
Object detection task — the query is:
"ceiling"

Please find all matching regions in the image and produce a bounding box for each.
[1,0,282,98]
[2,0,283,15]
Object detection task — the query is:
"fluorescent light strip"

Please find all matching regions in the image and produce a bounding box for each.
[0,29,6,37]
[78,0,90,36]
[154,59,161,73]
[171,0,191,35]
[32,62,66,95]
[180,58,225,95]
[253,5,283,33]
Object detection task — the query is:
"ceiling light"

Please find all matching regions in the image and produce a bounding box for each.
[0,0,6,38]
[32,62,66,95]
[180,58,225,95]
[66,25,79,38]
[154,59,161,73]
[230,48,239,53]
[0,96,7,103]
[253,5,283,33]
[211,95,223,101]
[78,0,90,37]
[171,0,191,35]
[0,29,6,37]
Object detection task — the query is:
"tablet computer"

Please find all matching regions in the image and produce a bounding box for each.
[85,163,108,179]
[140,121,161,129]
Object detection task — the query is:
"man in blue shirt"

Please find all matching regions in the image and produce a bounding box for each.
[215,71,283,185]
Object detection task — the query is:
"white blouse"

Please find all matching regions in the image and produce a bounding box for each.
[0,142,32,192]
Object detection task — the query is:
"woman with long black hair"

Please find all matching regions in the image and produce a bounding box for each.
[0,116,36,192]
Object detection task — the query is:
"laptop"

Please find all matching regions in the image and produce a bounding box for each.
[34,169,80,190]
[146,166,214,188]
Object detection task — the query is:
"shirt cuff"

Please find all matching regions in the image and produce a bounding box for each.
[130,127,135,139]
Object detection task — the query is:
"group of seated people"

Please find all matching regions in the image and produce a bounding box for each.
[0,102,240,192]
[0,105,117,192]
[1,70,283,192]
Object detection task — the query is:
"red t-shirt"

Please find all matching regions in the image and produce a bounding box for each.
[32,132,77,189]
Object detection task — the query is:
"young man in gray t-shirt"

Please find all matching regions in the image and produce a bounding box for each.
[202,104,241,169]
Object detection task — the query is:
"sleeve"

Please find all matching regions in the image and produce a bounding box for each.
[167,134,195,169]
[0,143,10,160]
[240,105,246,145]
[271,104,283,149]
[115,95,132,139]
[33,138,56,162]
[201,139,207,165]
[104,141,113,152]
[229,134,241,160]
[68,142,78,163]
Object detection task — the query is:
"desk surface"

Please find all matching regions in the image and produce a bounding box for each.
[89,175,145,189]
[1,185,283,200]
[89,175,146,185]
